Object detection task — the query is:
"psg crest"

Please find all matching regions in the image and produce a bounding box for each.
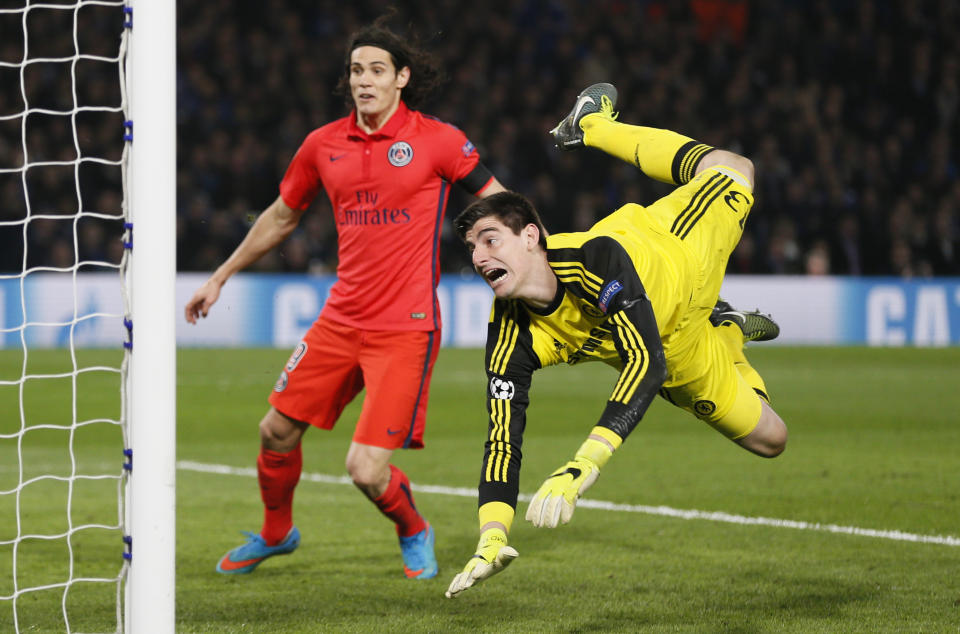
[387,141,413,167]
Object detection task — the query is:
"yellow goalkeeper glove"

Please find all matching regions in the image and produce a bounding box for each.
[444,528,519,598]
[525,428,620,528]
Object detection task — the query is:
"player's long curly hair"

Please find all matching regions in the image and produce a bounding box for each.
[454,192,549,251]
[335,10,445,111]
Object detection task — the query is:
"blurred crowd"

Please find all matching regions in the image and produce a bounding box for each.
[2,1,959,277]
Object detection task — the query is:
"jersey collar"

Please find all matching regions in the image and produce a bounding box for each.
[347,101,410,140]
[524,277,565,316]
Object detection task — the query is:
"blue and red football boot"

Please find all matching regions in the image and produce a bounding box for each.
[216,526,300,574]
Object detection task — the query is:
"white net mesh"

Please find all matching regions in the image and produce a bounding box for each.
[0,1,131,631]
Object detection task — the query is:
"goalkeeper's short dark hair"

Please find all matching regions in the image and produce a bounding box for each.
[454,191,548,250]
[335,9,445,110]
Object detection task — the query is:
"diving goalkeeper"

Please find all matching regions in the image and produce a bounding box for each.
[445,83,788,598]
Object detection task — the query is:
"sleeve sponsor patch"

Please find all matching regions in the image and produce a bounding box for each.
[598,280,624,313]
[461,140,476,156]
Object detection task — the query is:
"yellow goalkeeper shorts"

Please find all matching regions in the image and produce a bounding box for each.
[643,166,761,439]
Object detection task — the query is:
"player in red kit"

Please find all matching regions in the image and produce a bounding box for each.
[184,16,505,579]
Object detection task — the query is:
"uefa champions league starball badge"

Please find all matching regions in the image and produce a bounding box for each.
[489,376,515,400]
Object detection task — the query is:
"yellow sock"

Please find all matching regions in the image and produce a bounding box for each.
[715,322,770,403]
[580,115,714,184]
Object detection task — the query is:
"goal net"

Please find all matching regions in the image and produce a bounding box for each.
[0,1,174,632]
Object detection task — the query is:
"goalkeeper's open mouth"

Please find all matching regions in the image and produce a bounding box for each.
[483,267,508,287]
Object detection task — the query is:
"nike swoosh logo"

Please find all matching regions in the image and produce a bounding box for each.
[404,565,424,578]
[571,95,595,125]
[550,467,582,479]
[329,154,347,162]
[218,554,265,571]
[387,428,403,435]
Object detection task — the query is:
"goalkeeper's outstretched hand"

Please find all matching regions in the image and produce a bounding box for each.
[525,455,600,528]
[445,528,518,598]
[526,431,619,527]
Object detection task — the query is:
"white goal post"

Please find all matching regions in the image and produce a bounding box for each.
[0,0,175,631]
[125,0,176,632]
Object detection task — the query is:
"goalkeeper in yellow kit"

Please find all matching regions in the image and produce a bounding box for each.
[445,83,788,598]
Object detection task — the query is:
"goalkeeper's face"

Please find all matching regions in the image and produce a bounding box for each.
[349,45,410,120]
[464,217,544,301]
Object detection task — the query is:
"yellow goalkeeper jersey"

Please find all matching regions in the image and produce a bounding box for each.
[477,168,753,511]
[478,209,688,507]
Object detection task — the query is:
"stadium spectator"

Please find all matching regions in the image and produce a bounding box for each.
[183,14,506,579]
[927,199,959,275]
[445,84,786,597]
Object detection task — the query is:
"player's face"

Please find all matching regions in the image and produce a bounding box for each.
[349,46,409,120]
[465,217,539,300]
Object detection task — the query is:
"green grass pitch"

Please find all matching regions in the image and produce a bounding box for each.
[2,346,959,632]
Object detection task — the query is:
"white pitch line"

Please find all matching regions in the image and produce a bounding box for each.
[177,460,960,548]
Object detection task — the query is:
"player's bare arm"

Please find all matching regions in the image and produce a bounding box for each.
[184,196,304,323]
[696,149,755,190]
[477,177,507,198]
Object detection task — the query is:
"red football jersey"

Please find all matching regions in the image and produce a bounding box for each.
[280,102,492,331]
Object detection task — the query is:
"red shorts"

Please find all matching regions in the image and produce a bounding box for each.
[268,316,440,449]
